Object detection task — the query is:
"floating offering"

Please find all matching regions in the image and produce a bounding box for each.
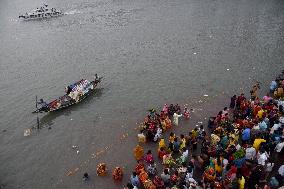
[24,129,31,136]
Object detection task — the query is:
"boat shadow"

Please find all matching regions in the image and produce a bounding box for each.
[37,87,104,129]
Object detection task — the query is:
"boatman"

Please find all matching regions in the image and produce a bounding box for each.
[94,74,100,84]
[38,99,48,112]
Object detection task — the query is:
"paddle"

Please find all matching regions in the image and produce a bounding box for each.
[36,96,40,129]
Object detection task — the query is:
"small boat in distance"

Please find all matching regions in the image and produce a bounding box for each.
[19,4,63,20]
[33,76,102,113]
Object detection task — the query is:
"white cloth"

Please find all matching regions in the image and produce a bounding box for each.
[147,164,157,175]
[173,113,182,126]
[181,150,189,162]
[223,158,228,168]
[271,123,281,134]
[236,144,241,150]
[278,165,284,176]
[186,176,197,185]
[258,152,268,166]
[154,128,163,142]
[277,100,284,107]
[185,171,193,180]
[266,162,274,172]
[275,142,284,153]
[279,116,284,124]
[246,147,256,160]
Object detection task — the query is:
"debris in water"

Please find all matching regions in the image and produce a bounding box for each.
[203,94,209,97]
[24,129,31,136]
[66,167,79,176]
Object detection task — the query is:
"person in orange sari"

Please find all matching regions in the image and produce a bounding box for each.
[165,116,172,130]
[134,144,144,161]
[112,167,123,181]
[97,163,107,176]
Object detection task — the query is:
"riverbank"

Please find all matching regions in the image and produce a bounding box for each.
[121,74,284,189]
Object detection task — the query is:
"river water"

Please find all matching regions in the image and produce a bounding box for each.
[0,0,283,188]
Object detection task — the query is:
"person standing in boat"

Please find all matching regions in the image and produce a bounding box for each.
[94,74,100,84]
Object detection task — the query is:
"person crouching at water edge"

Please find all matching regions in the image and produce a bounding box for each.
[173,112,182,126]
[112,167,123,181]
[97,163,107,176]
[183,107,190,119]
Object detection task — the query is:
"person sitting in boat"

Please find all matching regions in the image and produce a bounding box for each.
[38,99,49,112]
[65,86,72,95]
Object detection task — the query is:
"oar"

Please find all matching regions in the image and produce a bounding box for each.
[36,96,40,129]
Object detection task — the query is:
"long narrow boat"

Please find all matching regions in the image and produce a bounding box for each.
[33,77,102,113]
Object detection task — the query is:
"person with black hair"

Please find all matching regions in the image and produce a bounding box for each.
[82,172,89,181]
[130,172,140,187]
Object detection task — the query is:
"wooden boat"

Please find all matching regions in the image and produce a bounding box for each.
[33,77,102,113]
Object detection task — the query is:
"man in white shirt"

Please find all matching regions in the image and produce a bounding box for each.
[257,150,269,166]
[270,120,281,134]
[278,165,284,177]
[275,141,284,153]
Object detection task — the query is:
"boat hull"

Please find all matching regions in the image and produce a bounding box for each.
[34,78,102,113]
[19,12,63,21]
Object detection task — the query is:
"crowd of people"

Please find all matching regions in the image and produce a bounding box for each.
[124,72,284,189]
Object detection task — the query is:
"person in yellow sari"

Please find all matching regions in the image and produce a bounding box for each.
[169,132,175,143]
[133,144,144,161]
[253,138,266,151]
[159,138,166,149]
[180,134,186,150]
[213,156,223,175]
[237,174,245,189]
